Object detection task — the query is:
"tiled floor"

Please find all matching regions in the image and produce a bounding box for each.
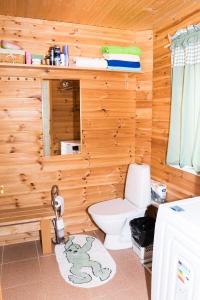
[0,230,151,300]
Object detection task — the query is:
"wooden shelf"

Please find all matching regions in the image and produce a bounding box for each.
[0,63,142,73]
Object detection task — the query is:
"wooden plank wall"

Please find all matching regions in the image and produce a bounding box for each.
[152,10,200,201]
[134,31,153,165]
[0,15,152,244]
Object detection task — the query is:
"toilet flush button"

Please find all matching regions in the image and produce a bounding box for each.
[170,205,184,212]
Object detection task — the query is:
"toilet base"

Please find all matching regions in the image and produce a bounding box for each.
[104,234,133,250]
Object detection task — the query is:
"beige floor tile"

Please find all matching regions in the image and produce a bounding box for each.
[117,257,151,299]
[36,240,55,257]
[0,263,2,281]
[90,281,150,300]
[112,286,149,300]
[43,277,90,300]
[109,248,137,263]
[93,230,105,243]
[3,281,45,300]
[39,253,90,300]
[87,266,129,299]
[2,258,41,289]
[80,230,96,236]
[3,242,37,263]
[144,271,151,300]
[89,247,151,300]
[39,255,61,281]
[0,246,3,264]
[0,231,151,299]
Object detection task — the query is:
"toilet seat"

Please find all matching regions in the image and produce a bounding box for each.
[88,198,140,217]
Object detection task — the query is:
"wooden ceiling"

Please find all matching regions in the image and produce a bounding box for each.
[0,0,200,31]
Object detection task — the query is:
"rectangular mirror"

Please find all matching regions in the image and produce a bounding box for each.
[42,79,81,156]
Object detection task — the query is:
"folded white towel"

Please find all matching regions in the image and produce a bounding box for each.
[74,57,108,69]
[103,54,140,62]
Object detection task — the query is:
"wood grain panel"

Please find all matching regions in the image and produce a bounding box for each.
[0,15,152,244]
[152,9,200,201]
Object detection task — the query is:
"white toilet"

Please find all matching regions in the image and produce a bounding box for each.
[88,163,151,250]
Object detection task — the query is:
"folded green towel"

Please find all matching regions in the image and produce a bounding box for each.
[101,46,141,56]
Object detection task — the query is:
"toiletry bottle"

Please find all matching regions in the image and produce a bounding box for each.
[63,45,69,67]
[60,53,65,66]
[50,47,54,65]
[25,51,31,64]
[54,45,61,66]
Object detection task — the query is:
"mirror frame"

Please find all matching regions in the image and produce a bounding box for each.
[41,78,82,158]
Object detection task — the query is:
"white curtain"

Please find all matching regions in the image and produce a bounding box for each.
[167,25,200,173]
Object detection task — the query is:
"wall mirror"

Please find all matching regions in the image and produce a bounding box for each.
[42,79,81,156]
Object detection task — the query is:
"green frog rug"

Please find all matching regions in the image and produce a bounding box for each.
[55,234,116,288]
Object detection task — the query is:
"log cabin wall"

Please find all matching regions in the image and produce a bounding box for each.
[0,15,153,244]
[152,10,200,201]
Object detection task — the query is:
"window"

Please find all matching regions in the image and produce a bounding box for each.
[167,24,200,175]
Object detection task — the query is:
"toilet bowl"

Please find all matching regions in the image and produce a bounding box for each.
[88,164,151,250]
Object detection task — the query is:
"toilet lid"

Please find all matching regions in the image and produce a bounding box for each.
[88,198,137,216]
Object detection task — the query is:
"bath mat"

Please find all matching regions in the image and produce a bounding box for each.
[55,234,116,288]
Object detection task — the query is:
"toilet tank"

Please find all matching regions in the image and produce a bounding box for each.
[125,164,151,209]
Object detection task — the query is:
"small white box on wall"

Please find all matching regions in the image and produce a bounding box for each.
[61,140,80,155]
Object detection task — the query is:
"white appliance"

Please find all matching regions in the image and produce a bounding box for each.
[61,140,80,155]
[88,164,151,250]
[152,196,200,300]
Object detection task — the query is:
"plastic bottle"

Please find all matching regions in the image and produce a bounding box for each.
[63,45,69,67]
[25,51,31,64]
[49,47,54,65]
[60,53,65,66]
[54,45,61,66]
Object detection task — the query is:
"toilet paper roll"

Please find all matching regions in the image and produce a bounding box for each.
[56,218,64,230]
[54,195,64,216]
